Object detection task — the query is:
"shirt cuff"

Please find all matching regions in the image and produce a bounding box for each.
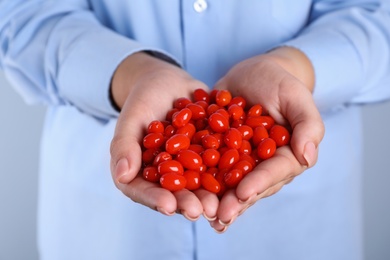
[58,27,180,119]
[282,29,363,113]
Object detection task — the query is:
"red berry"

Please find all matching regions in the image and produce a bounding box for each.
[247,104,263,117]
[224,168,243,188]
[193,88,210,103]
[252,125,269,146]
[228,96,246,109]
[202,134,220,149]
[176,123,196,140]
[183,170,201,190]
[224,128,243,149]
[143,166,160,182]
[208,112,229,133]
[172,108,192,128]
[153,151,172,166]
[257,138,276,160]
[165,134,190,154]
[200,173,221,193]
[143,133,165,149]
[158,160,184,175]
[233,160,253,176]
[228,104,244,121]
[186,103,206,120]
[174,97,192,109]
[202,148,221,167]
[147,120,164,134]
[218,148,240,170]
[215,90,232,107]
[160,173,187,192]
[176,149,203,170]
[237,125,253,140]
[269,125,291,146]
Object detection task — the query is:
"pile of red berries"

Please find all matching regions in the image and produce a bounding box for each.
[141,89,290,197]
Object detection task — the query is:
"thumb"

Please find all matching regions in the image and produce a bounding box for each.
[282,84,325,168]
[110,100,147,185]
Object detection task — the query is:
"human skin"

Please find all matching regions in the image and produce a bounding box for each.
[109,47,325,232]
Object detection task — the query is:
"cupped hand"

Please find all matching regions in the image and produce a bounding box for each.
[109,52,219,221]
[210,47,325,232]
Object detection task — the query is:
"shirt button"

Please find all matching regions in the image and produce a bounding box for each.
[193,0,208,13]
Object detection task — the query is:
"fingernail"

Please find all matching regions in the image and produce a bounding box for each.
[115,158,130,184]
[218,215,236,226]
[303,142,316,167]
[203,213,217,221]
[238,193,255,204]
[214,226,228,234]
[181,210,200,221]
[156,207,175,216]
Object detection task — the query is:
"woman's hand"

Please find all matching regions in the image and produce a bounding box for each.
[210,47,325,232]
[109,52,219,221]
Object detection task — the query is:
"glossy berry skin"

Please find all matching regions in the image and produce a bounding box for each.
[142,148,160,165]
[174,97,192,109]
[153,151,172,166]
[191,129,210,144]
[228,104,244,121]
[166,108,179,121]
[237,125,253,140]
[186,103,206,120]
[143,166,160,183]
[245,116,275,130]
[193,88,210,103]
[224,128,243,149]
[172,108,192,128]
[202,148,220,167]
[176,149,203,170]
[208,112,229,133]
[252,125,269,146]
[224,168,243,188]
[257,138,277,160]
[218,148,240,170]
[143,133,165,149]
[147,120,165,134]
[176,123,196,140]
[238,140,252,155]
[164,125,176,138]
[165,134,190,154]
[206,104,220,116]
[200,173,221,193]
[228,96,246,109]
[233,160,253,176]
[269,125,291,147]
[247,104,263,117]
[188,144,205,154]
[183,170,201,190]
[215,90,232,107]
[202,134,220,149]
[160,173,187,192]
[158,160,184,175]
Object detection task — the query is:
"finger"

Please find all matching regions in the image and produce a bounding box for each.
[215,189,246,225]
[235,145,305,203]
[174,189,203,221]
[278,77,325,167]
[118,175,177,215]
[193,189,220,221]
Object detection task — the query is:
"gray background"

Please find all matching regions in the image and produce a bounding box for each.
[1,71,389,260]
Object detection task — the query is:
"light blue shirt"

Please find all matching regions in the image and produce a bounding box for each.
[1,1,390,259]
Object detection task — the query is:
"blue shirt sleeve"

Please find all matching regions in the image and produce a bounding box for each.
[283,0,390,113]
[0,0,179,119]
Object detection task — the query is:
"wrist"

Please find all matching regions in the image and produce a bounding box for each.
[110,52,181,110]
[264,46,315,92]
